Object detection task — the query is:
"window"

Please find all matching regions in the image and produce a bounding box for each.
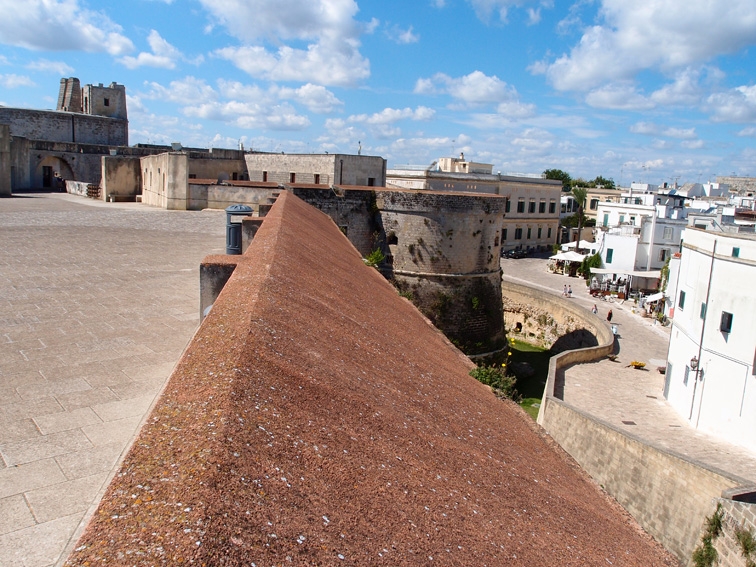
[505,199,511,213]
[720,311,733,333]
[603,213,609,227]
[700,302,707,319]
[630,216,636,224]
[104,98,110,107]
[606,248,614,264]
[290,172,296,183]
[590,198,599,210]
[539,201,546,213]
[659,249,668,262]
[515,228,523,240]
[232,172,238,180]
[549,201,556,214]
[547,227,552,238]
[188,174,197,179]
[619,215,625,224]
[368,177,375,186]
[732,247,740,258]
[529,201,536,214]
[683,365,690,386]
[678,290,686,310]
[262,171,268,182]
[663,227,673,240]
[527,227,532,239]
[517,199,525,213]
[314,174,320,184]
[537,227,542,239]
[503,228,508,241]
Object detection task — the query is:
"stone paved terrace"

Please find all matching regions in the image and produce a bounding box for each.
[500,255,756,484]
[0,193,226,567]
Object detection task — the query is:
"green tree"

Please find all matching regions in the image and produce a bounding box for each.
[592,175,615,189]
[543,169,572,192]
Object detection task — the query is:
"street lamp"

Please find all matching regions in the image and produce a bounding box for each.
[690,356,699,371]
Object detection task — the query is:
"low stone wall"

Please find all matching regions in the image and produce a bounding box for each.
[502,279,613,351]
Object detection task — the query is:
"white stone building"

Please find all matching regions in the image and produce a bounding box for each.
[664,228,756,452]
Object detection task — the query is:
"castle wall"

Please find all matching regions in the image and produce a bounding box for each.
[0,108,127,146]
[0,124,10,197]
[101,156,142,201]
[246,153,386,186]
[141,153,188,209]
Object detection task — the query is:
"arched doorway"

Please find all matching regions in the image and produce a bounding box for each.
[35,156,75,190]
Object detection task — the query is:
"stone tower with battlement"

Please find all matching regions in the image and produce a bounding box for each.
[57,77,82,113]
[56,78,128,121]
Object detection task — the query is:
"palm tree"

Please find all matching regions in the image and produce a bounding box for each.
[571,186,588,251]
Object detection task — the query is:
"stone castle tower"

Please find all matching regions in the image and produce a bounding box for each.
[57,78,128,121]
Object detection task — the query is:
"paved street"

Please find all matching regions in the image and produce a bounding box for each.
[501,255,756,484]
[0,193,225,567]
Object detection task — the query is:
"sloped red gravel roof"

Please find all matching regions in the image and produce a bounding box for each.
[65,191,676,566]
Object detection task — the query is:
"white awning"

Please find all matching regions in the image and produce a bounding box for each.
[550,251,586,262]
[591,268,662,279]
[644,292,665,302]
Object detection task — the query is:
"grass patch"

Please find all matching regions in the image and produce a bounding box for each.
[509,339,550,419]
[519,397,542,420]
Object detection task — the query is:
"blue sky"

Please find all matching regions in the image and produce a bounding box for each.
[1,0,755,186]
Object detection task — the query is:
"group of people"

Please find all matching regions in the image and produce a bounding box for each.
[562,284,572,298]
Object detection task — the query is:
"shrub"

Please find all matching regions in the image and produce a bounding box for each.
[364,248,385,267]
[469,365,519,400]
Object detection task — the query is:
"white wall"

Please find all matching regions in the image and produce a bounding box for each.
[665,228,756,452]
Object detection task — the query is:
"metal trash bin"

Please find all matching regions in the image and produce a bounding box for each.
[225,204,253,255]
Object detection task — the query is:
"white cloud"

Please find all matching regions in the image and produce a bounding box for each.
[538,0,756,92]
[706,85,756,123]
[142,76,313,132]
[348,106,435,125]
[414,71,522,107]
[467,0,513,23]
[681,139,705,149]
[510,128,555,155]
[649,68,706,106]
[526,8,541,25]
[120,30,183,69]
[0,74,35,88]
[584,83,654,110]
[387,25,419,44]
[201,0,370,86]
[0,0,134,56]
[217,79,343,114]
[736,127,756,137]
[144,77,218,105]
[26,59,74,75]
[0,55,8,65]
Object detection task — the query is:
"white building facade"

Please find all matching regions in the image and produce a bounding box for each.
[664,228,756,452]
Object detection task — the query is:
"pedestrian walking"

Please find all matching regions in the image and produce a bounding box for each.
[607,309,613,322]
[563,284,568,297]
[567,285,572,298]
[592,304,598,314]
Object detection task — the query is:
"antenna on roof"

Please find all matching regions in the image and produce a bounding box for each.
[358,141,362,155]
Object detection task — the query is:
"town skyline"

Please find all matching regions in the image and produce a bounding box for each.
[1,0,755,185]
